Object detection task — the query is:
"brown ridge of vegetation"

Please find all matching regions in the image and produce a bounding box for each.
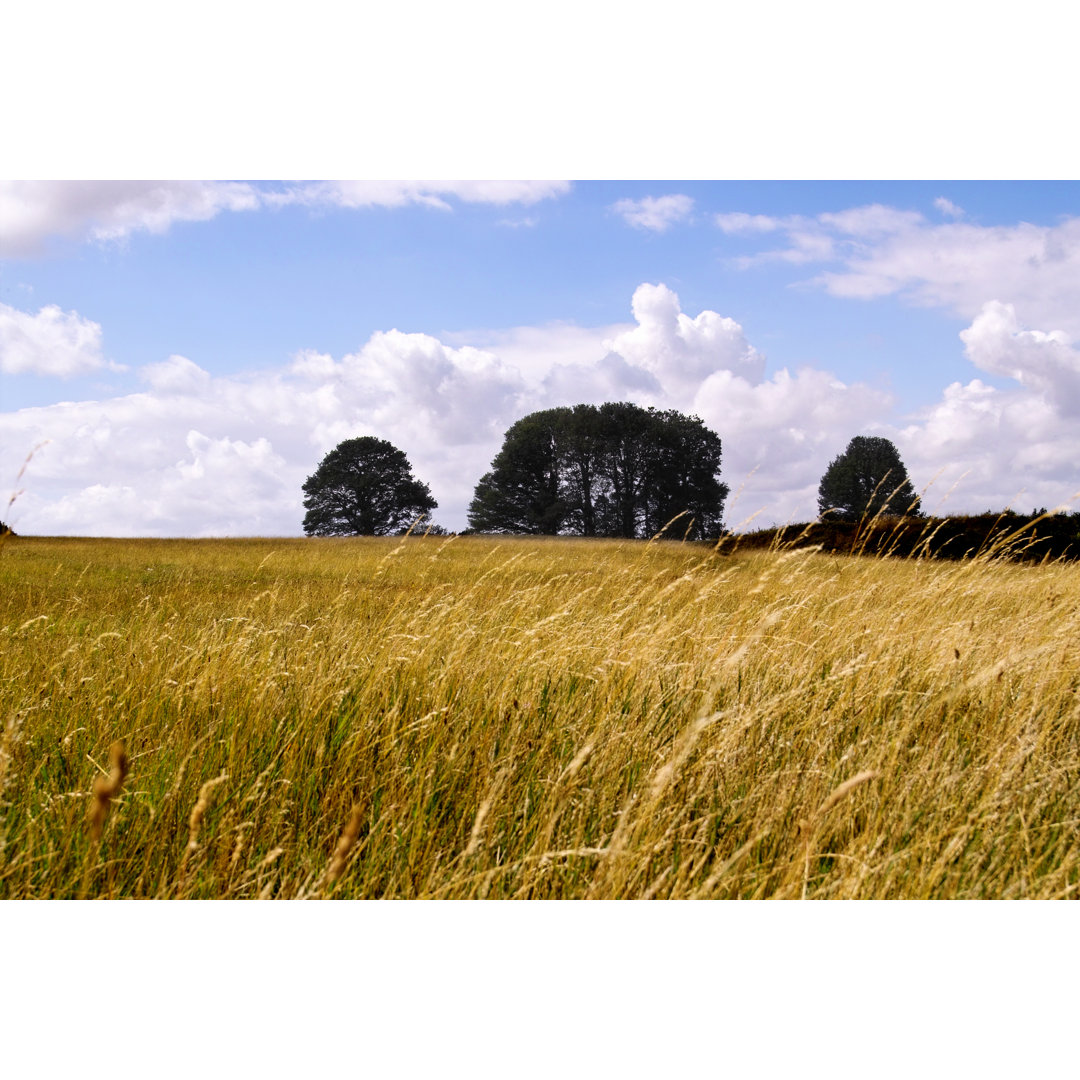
[2,531,1080,899]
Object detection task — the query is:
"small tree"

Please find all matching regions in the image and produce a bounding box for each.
[817,435,921,521]
[302,437,436,536]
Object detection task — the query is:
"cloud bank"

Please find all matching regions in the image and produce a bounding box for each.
[4,283,1079,536]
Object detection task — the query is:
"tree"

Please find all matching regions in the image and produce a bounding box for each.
[466,408,569,534]
[817,436,921,521]
[643,407,727,539]
[467,403,728,539]
[302,437,436,536]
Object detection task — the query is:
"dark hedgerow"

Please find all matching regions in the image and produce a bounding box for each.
[725,511,1080,563]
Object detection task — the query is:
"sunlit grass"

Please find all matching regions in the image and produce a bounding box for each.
[2,531,1079,898]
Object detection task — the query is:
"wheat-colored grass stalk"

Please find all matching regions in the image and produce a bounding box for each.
[799,770,881,898]
[186,773,228,853]
[176,773,228,893]
[87,740,129,844]
[815,770,880,817]
[325,804,365,890]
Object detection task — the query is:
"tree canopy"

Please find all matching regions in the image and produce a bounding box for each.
[468,403,728,539]
[302,436,436,536]
[817,435,921,521]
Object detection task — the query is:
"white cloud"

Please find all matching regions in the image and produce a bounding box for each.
[587,284,893,523]
[0,302,119,377]
[714,212,838,265]
[714,212,786,233]
[0,181,572,257]
[959,301,1080,414]
[0,283,893,536]
[612,194,693,232]
[934,196,965,219]
[140,354,213,395]
[335,329,527,447]
[817,204,924,237]
[719,201,1080,341]
[601,283,765,395]
[444,321,630,383]
[722,205,926,269]
[821,216,1080,341]
[0,327,531,536]
[0,181,261,256]
[11,283,1079,537]
[272,180,571,212]
[888,304,1080,515]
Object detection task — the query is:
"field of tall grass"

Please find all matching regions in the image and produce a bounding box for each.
[2,530,1079,899]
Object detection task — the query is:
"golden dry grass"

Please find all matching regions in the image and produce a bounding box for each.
[2,531,1079,898]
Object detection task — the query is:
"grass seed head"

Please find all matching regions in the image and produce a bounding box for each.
[187,773,228,852]
[326,804,365,888]
[86,739,129,843]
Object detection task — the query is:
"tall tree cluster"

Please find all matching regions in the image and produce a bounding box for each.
[467,403,728,539]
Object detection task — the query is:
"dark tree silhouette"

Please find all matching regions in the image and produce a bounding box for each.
[302,437,436,536]
[468,403,728,539]
[467,408,569,535]
[817,436,921,521]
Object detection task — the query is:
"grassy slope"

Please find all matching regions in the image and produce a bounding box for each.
[2,532,1079,899]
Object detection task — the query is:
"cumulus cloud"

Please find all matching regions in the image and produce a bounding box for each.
[693,368,893,525]
[611,195,694,232]
[602,283,765,394]
[14,282,1078,536]
[445,321,630,383]
[0,180,573,257]
[889,303,1080,515]
[0,302,119,377]
[1,328,532,536]
[1,283,897,535]
[524,284,893,523]
[11,430,294,539]
[959,301,1080,414]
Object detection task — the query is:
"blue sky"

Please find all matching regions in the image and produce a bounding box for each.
[4,178,1080,535]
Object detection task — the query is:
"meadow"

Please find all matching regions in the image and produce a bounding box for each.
[2,530,1079,899]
